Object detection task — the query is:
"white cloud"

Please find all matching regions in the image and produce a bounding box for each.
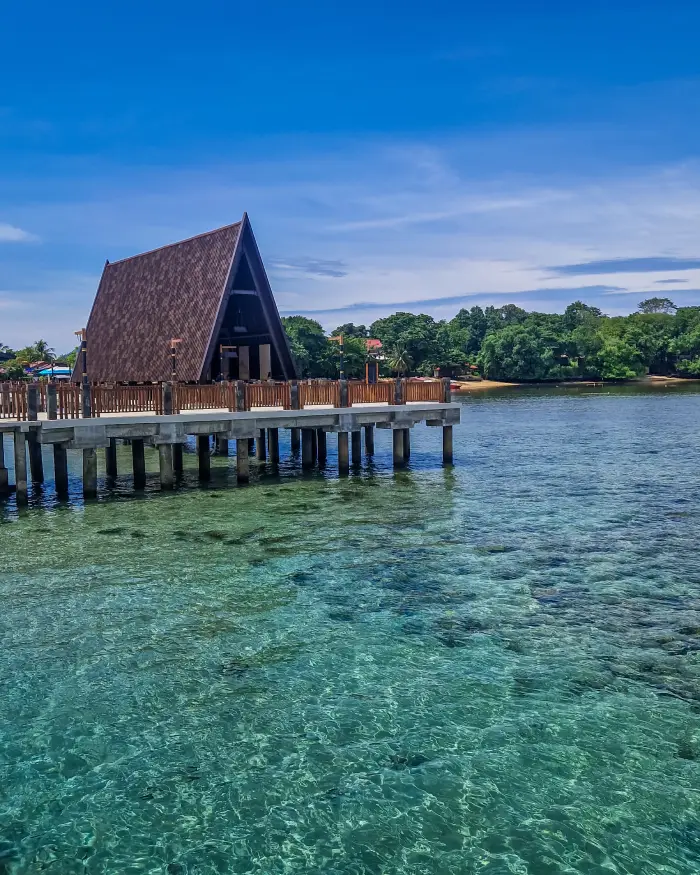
[0,223,37,243]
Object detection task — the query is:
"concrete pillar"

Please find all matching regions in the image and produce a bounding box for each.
[290,428,300,452]
[393,429,405,467]
[267,428,279,465]
[443,425,453,465]
[351,430,362,464]
[365,424,375,455]
[310,427,317,461]
[83,448,97,498]
[256,429,266,461]
[316,429,327,464]
[0,435,8,494]
[248,437,255,454]
[159,444,174,489]
[132,439,146,489]
[53,444,69,496]
[197,435,210,481]
[47,384,58,420]
[259,343,272,381]
[13,431,27,503]
[403,428,411,460]
[238,346,250,380]
[28,431,44,483]
[236,438,249,483]
[215,435,228,456]
[301,428,314,468]
[105,438,118,478]
[337,432,349,473]
[173,443,183,476]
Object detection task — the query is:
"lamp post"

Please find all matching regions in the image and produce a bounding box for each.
[75,328,89,417]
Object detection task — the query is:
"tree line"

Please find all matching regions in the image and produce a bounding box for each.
[0,340,77,379]
[282,297,700,381]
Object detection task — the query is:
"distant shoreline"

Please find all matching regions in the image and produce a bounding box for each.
[453,375,700,392]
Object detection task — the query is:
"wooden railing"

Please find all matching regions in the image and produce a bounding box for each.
[0,378,449,421]
[299,380,341,407]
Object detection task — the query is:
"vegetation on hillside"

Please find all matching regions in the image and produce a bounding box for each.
[283,298,700,381]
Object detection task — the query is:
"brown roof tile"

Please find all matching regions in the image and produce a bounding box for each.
[81,222,241,383]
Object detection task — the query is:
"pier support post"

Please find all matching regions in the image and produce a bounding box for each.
[215,436,228,456]
[236,438,249,483]
[267,428,279,465]
[13,431,28,504]
[159,444,174,489]
[83,448,97,498]
[301,428,314,468]
[403,428,411,460]
[316,429,327,464]
[351,430,362,464]
[28,431,44,483]
[290,428,300,452]
[256,429,266,461]
[0,435,8,494]
[105,438,118,478]
[53,444,69,496]
[248,437,255,454]
[173,443,183,476]
[132,439,146,489]
[47,384,58,420]
[442,425,453,465]
[197,435,210,481]
[364,425,374,455]
[393,429,405,467]
[337,432,349,474]
[310,428,317,461]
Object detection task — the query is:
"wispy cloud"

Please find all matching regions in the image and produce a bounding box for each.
[655,278,689,284]
[547,256,700,276]
[0,223,37,243]
[269,257,347,278]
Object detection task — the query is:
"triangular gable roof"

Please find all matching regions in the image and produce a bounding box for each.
[76,214,296,383]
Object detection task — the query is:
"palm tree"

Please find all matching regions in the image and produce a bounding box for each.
[387,346,412,377]
[32,339,55,362]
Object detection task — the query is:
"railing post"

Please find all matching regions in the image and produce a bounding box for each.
[47,384,58,420]
[235,380,247,412]
[162,381,173,416]
[339,379,349,408]
[394,378,404,405]
[290,381,300,410]
[27,384,38,422]
[81,384,92,419]
[442,377,452,403]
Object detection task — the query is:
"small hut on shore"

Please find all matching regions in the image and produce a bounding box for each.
[75,214,297,383]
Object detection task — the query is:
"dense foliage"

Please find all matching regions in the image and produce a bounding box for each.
[284,299,700,381]
[0,340,77,379]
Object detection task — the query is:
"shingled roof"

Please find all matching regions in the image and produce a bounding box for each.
[77,214,296,383]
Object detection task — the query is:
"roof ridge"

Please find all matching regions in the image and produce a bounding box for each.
[106,219,243,267]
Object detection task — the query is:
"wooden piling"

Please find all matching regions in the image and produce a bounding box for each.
[28,431,44,483]
[364,424,374,455]
[215,436,229,456]
[256,429,266,461]
[236,438,249,483]
[82,448,97,498]
[392,429,405,467]
[53,444,69,496]
[13,431,28,503]
[443,425,453,464]
[337,432,349,473]
[197,435,211,481]
[173,443,183,476]
[159,444,174,489]
[316,428,327,464]
[105,438,118,478]
[267,428,280,465]
[301,428,314,468]
[0,435,8,494]
[351,430,362,464]
[403,428,411,460]
[132,439,146,489]
[291,428,300,452]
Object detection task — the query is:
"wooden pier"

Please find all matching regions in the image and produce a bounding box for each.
[0,379,459,503]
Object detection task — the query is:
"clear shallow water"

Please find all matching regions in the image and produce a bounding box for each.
[1,386,700,874]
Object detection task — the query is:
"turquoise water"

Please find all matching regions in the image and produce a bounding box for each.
[2,386,700,874]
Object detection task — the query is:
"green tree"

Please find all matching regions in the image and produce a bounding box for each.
[638,297,676,314]
[370,312,448,374]
[330,323,369,339]
[386,346,412,377]
[281,316,329,377]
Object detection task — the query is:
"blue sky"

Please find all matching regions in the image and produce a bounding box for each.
[2,1,700,349]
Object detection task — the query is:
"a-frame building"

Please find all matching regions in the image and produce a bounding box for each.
[76,214,297,383]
